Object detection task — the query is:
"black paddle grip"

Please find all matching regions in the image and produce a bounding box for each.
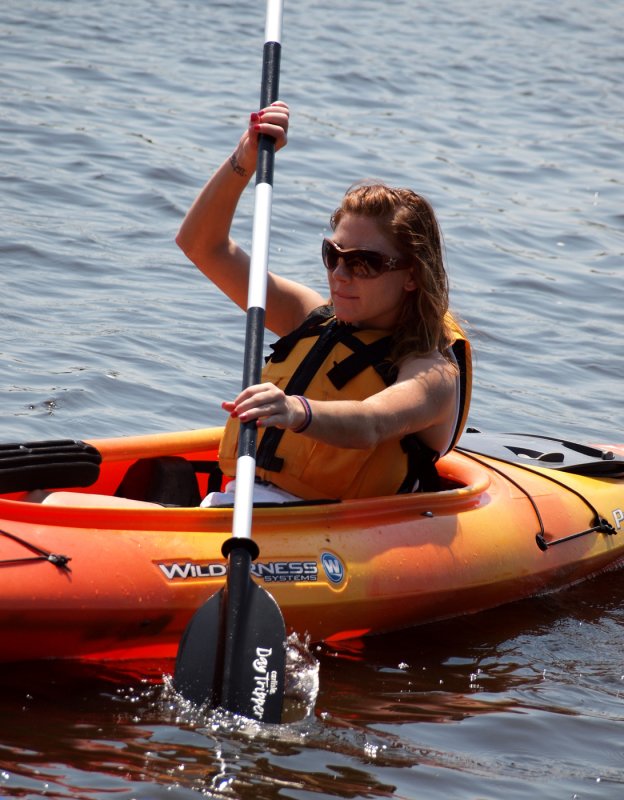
[256,41,281,187]
[239,306,266,459]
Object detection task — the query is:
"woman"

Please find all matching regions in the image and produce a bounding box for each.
[176,102,471,503]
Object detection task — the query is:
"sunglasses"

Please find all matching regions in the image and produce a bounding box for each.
[321,238,408,279]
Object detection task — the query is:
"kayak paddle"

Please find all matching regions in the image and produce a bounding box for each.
[174,0,287,724]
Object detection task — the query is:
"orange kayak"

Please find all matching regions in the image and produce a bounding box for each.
[0,427,622,664]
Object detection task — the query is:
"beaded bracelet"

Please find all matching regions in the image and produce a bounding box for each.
[292,395,312,433]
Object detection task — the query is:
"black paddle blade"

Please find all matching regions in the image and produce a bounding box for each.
[174,546,287,723]
[174,590,222,708]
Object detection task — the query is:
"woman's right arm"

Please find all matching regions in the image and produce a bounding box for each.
[176,102,324,336]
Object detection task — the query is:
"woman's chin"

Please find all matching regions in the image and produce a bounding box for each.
[334,310,357,324]
[331,299,358,323]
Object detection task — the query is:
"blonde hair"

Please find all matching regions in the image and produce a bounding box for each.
[330,183,463,363]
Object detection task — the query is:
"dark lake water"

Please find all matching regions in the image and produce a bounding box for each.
[1,0,622,797]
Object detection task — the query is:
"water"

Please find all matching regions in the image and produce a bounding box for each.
[0,0,623,797]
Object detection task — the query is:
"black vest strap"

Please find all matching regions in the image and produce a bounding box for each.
[326,332,396,389]
[397,434,440,493]
[257,317,350,472]
[267,305,335,365]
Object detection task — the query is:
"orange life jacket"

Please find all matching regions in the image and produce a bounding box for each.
[218,308,472,499]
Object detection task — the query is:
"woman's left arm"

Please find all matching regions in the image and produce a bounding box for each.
[223,353,458,450]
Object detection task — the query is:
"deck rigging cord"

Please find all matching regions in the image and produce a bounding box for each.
[455,447,616,550]
[0,526,71,570]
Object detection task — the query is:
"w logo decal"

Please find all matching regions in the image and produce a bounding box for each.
[320,552,345,584]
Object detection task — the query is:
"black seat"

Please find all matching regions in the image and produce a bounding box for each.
[115,456,201,506]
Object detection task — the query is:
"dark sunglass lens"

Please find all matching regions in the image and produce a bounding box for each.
[322,239,338,271]
[349,255,376,278]
[358,252,388,277]
[322,239,393,278]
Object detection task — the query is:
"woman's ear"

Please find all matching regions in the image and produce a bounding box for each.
[402,269,419,292]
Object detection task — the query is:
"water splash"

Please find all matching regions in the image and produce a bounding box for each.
[157,632,319,729]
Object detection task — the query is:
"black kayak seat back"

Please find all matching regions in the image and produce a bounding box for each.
[115,456,202,507]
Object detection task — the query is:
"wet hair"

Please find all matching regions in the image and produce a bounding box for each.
[330,183,463,364]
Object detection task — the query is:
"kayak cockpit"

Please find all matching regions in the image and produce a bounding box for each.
[0,428,491,522]
[4,428,621,521]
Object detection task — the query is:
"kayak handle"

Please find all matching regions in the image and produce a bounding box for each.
[536,518,617,551]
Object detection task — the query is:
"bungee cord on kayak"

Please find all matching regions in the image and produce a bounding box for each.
[0,527,71,571]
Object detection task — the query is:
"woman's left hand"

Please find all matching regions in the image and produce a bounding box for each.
[222,383,306,431]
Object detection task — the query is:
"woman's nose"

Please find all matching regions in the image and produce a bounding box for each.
[332,258,351,281]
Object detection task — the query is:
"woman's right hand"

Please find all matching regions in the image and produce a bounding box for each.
[231,101,290,177]
[177,98,322,336]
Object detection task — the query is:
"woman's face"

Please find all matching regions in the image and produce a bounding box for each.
[327,214,417,329]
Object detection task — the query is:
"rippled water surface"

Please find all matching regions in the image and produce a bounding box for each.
[1,0,623,797]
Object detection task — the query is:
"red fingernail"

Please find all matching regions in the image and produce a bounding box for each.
[250,112,260,122]
[257,109,265,117]
[253,124,261,132]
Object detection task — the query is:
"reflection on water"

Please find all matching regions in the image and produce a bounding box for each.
[0,570,622,798]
